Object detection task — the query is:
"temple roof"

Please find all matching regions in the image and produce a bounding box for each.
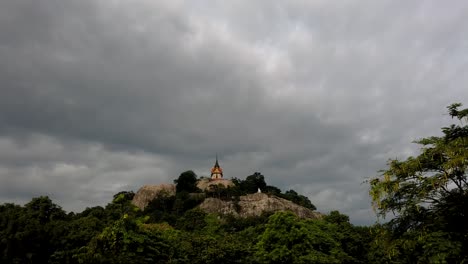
[211,156,223,175]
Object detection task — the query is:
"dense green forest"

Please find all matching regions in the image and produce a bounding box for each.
[1,103,467,264]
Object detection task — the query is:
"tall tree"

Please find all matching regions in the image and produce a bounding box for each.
[369,103,468,262]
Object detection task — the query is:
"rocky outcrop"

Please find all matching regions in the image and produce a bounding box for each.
[132,178,234,210]
[196,178,234,191]
[199,193,322,219]
[132,184,176,210]
[132,182,322,220]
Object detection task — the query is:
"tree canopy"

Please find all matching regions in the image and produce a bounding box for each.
[174,170,200,193]
[369,103,468,263]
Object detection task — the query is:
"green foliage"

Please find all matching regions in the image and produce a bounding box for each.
[105,191,141,223]
[324,210,350,224]
[154,214,258,264]
[324,211,372,264]
[0,193,375,264]
[0,197,67,263]
[78,206,106,219]
[25,196,67,224]
[112,191,135,204]
[240,172,267,194]
[264,185,282,195]
[175,170,200,193]
[221,212,273,232]
[176,208,207,231]
[369,103,468,263]
[49,215,105,263]
[173,191,205,215]
[77,214,170,264]
[144,188,205,226]
[367,227,463,264]
[254,211,349,264]
[145,194,177,223]
[0,203,27,263]
[279,190,317,211]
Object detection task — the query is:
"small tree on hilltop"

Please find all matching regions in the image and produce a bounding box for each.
[241,172,267,194]
[174,170,200,193]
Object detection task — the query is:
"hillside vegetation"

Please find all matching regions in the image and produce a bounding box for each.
[0,172,370,263]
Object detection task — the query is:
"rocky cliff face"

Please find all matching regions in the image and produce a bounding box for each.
[132,184,176,210]
[199,193,322,219]
[132,179,233,210]
[132,183,322,219]
[196,178,234,191]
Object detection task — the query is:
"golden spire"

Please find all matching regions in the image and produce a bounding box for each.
[211,154,223,179]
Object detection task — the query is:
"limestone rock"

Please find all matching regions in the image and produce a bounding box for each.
[199,193,322,219]
[132,184,176,210]
[196,178,234,191]
[132,182,322,219]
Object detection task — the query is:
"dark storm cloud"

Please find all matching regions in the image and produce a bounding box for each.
[0,0,266,154]
[1,0,468,224]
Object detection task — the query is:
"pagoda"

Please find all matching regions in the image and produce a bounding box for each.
[210,155,223,180]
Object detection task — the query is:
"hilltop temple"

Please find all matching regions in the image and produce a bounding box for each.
[210,156,223,179]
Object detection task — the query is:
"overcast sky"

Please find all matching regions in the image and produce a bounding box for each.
[1,0,467,225]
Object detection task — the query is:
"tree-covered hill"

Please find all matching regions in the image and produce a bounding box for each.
[132,171,319,219]
[1,173,371,263]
